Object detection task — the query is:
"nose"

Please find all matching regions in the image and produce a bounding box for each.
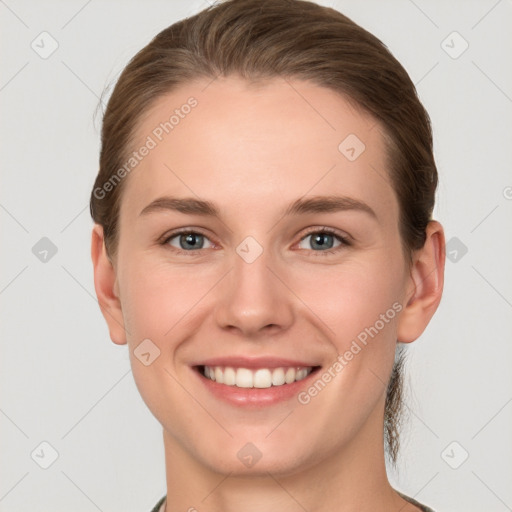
[213,241,295,339]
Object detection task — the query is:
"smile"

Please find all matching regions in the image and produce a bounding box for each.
[201,365,314,388]
[192,357,322,406]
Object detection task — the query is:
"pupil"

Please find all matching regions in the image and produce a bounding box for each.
[182,233,201,249]
[313,233,333,249]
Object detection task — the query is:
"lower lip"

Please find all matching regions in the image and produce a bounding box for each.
[194,367,320,407]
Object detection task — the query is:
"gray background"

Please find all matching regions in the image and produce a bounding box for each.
[1,0,511,511]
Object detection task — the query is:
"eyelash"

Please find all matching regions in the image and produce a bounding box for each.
[159,226,351,258]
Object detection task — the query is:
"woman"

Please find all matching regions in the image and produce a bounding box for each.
[90,0,445,510]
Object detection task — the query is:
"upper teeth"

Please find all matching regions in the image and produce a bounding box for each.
[203,366,312,388]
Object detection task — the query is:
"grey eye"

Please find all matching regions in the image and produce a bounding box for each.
[167,232,213,250]
[298,232,342,251]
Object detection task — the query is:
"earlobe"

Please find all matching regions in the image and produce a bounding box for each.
[90,224,127,345]
[397,221,445,343]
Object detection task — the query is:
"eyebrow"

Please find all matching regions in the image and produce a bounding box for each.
[139,195,377,219]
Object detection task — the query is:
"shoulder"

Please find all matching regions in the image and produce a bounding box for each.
[395,490,436,512]
[149,495,166,512]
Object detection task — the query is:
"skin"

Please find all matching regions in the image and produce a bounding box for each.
[91,76,445,512]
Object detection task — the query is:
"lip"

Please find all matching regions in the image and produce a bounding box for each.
[191,358,321,407]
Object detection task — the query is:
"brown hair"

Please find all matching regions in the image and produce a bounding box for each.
[90,0,437,466]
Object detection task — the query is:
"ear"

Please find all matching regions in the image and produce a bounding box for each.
[397,220,445,343]
[91,224,127,345]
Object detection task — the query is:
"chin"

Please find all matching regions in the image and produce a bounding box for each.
[191,435,315,477]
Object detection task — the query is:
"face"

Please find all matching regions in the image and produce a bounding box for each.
[103,76,417,475]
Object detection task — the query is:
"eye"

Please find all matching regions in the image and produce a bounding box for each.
[163,230,214,254]
[159,227,350,257]
[297,228,350,255]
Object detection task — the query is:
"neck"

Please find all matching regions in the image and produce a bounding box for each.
[161,399,403,512]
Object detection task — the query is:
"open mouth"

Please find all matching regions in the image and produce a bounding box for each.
[196,365,321,389]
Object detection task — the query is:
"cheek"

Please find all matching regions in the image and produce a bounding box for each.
[294,254,405,344]
[118,257,220,343]
[287,258,404,436]
[290,253,404,414]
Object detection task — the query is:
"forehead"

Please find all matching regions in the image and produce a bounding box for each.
[121,76,397,224]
